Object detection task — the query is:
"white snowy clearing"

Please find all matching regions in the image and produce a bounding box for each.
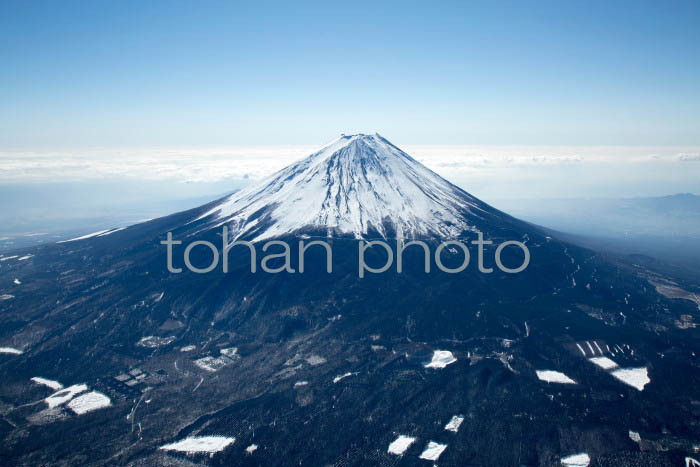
[589,357,619,370]
[0,294,14,300]
[294,381,308,388]
[419,441,448,461]
[194,133,485,241]
[159,436,236,454]
[180,345,196,352]
[387,435,416,455]
[13,279,21,285]
[424,350,457,369]
[444,415,465,433]
[629,431,641,443]
[0,347,23,354]
[245,444,258,454]
[45,384,88,408]
[67,391,111,415]
[18,255,33,261]
[536,370,576,384]
[31,377,63,390]
[611,367,650,391]
[561,453,590,467]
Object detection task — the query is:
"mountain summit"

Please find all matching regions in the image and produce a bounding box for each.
[195,133,494,241]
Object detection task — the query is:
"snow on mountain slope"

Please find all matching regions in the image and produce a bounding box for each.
[196,133,490,241]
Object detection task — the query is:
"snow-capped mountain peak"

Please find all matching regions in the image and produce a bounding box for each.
[196,133,488,241]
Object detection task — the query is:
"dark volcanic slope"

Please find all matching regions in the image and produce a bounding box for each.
[1,136,699,467]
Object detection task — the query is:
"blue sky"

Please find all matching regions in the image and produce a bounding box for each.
[1,0,699,149]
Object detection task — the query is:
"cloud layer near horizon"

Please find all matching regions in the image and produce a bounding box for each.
[1,144,698,199]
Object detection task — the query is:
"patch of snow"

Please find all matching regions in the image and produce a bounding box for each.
[57,230,112,242]
[333,372,354,383]
[0,346,23,354]
[589,357,619,370]
[137,335,175,348]
[536,370,576,384]
[387,435,416,455]
[305,355,326,366]
[294,381,308,388]
[96,227,126,237]
[575,343,586,356]
[18,255,33,261]
[45,384,88,408]
[13,279,21,285]
[419,441,448,461]
[245,444,258,454]
[160,436,236,454]
[180,345,196,352]
[424,350,457,369]
[31,377,63,390]
[0,256,18,261]
[629,430,641,443]
[194,355,232,372]
[586,341,595,354]
[444,415,465,433]
[67,391,111,414]
[561,453,590,467]
[0,294,14,300]
[611,367,650,391]
[220,347,238,358]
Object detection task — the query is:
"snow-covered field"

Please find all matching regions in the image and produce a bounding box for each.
[536,370,576,384]
[611,367,650,391]
[589,357,618,370]
[67,391,111,415]
[419,441,447,461]
[444,415,464,433]
[387,435,416,455]
[561,452,590,466]
[424,350,457,369]
[0,347,23,354]
[159,436,236,454]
